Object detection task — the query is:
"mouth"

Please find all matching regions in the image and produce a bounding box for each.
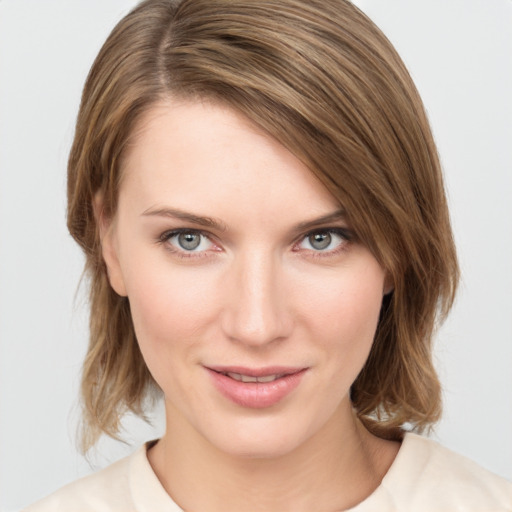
[208,365,305,381]
[221,372,286,383]
[205,366,308,408]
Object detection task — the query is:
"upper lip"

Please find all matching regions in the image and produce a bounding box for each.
[206,365,307,377]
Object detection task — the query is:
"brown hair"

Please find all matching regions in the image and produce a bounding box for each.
[68,0,459,451]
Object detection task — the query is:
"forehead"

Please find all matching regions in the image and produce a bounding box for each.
[119,99,342,223]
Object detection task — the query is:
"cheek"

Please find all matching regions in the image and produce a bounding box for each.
[300,263,385,354]
[124,264,225,397]
[122,258,221,354]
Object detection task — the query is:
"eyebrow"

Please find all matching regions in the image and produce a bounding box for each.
[293,209,348,233]
[141,206,347,233]
[141,206,228,231]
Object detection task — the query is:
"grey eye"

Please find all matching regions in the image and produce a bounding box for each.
[308,232,332,250]
[178,232,202,250]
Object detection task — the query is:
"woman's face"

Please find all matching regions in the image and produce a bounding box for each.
[103,99,390,458]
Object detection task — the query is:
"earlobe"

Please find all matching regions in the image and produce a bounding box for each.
[383,273,394,296]
[93,193,128,297]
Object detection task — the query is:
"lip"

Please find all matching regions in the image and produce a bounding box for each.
[206,366,308,409]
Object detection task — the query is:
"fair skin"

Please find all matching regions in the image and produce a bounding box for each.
[100,99,399,511]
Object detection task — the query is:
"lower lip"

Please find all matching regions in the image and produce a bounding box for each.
[206,368,307,409]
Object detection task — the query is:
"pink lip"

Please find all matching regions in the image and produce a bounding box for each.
[206,366,308,409]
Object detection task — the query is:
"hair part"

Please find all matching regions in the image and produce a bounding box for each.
[68,0,459,452]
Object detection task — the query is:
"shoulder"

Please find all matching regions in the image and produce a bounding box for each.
[23,447,138,512]
[23,442,181,512]
[380,433,512,511]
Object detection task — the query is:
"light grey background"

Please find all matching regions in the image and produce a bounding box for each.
[0,1,511,511]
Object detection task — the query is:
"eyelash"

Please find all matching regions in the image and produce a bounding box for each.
[157,229,217,260]
[157,227,353,259]
[294,228,352,259]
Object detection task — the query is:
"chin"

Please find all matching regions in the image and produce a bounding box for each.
[200,414,317,460]
[215,434,303,460]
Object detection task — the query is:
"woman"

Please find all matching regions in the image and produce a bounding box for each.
[24,0,511,510]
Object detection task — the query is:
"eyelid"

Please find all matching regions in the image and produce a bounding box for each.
[298,226,352,242]
[159,227,207,242]
[293,227,353,254]
[158,228,219,257]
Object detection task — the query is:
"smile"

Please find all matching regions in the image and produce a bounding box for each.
[206,366,308,408]
[223,372,284,383]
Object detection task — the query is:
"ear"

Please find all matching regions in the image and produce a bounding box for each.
[383,272,394,296]
[93,193,128,297]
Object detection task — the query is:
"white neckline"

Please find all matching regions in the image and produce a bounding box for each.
[129,432,424,512]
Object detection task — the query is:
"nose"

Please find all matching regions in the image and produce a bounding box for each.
[221,251,293,347]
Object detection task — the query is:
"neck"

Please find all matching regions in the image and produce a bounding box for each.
[148,402,400,512]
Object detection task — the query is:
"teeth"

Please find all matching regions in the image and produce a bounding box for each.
[226,372,281,383]
[256,374,280,383]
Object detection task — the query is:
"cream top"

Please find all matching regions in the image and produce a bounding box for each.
[24,433,512,511]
